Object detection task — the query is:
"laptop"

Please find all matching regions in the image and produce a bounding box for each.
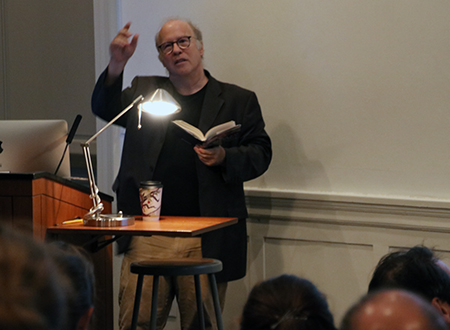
[0,120,71,178]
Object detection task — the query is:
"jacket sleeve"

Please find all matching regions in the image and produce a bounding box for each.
[221,92,272,183]
[91,68,141,128]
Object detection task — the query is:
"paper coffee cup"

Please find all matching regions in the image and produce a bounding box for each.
[139,181,163,221]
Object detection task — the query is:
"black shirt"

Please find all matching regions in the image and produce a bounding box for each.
[152,84,208,216]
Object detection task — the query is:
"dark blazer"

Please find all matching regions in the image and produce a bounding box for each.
[92,69,272,282]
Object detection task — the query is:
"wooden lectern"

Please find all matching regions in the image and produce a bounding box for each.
[0,172,114,330]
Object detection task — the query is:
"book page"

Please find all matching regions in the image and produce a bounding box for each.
[172,120,206,141]
[204,121,236,140]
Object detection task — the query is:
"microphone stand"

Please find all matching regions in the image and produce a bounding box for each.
[55,114,82,176]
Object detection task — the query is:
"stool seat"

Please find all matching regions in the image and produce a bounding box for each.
[130,257,224,330]
[130,258,223,276]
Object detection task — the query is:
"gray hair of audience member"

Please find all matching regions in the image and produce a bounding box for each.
[0,225,66,330]
[49,241,95,330]
[340,289,448,330]
[240,274,336,330]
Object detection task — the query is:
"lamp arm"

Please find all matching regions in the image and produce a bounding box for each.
[86,95,144,145]
[82,143,103,219]
[81,95,144,220]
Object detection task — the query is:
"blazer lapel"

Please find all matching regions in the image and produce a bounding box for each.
[199,74,224,133]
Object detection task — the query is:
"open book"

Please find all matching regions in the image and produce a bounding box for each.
[172,120,241,148]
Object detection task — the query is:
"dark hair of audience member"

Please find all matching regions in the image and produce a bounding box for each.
[240,274,336,330]
[49,241,96,330]
[0,225,66,330]
[368,246,450,303]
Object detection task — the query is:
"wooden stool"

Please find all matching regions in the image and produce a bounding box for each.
[130,258,224,330]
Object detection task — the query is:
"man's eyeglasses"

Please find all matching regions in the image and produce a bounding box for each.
[158,36,193,55]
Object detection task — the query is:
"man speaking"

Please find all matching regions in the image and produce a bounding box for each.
[92,18,272,330]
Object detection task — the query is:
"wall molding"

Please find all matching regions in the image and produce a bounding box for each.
[245,189,450,233]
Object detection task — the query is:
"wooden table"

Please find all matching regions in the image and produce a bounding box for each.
[47,215,238,239]
[46,216,238,330]
[47,216,238,251]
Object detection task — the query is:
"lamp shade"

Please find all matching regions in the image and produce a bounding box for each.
[138,88,181,116]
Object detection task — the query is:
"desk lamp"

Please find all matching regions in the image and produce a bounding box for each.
[82,89,181,227]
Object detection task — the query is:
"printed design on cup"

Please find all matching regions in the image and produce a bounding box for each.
[139,187,162,216]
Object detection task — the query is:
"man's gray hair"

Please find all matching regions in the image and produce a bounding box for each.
[155,18,203,50]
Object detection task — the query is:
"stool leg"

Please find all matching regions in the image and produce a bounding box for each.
[131,274,144,330]
[149,275,160,330]
[208,274,224,330]
[194,275,206,330]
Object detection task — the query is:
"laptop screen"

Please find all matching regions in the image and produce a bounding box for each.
[0,120,71,178]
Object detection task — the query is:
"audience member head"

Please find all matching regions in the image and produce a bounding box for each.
[368,246,450,323]
[49,241,95,330]
[240,274,336,330]
[0,225,66,330]
[341,289,448,330]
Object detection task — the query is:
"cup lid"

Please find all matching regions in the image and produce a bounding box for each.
[140,181,163,187]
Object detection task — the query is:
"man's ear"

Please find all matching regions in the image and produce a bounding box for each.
[158,54,166,67]
[431,297,450,322]
[200,45,204,58]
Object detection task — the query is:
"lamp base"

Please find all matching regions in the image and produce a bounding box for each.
[83,212,135,227]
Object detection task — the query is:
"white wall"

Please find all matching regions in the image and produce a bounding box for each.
[119,0,450,201]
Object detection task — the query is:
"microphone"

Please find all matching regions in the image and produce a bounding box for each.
[66,114,82,144]
[55,114,82,176]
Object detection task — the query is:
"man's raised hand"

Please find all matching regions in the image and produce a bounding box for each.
[107,22,139,79]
